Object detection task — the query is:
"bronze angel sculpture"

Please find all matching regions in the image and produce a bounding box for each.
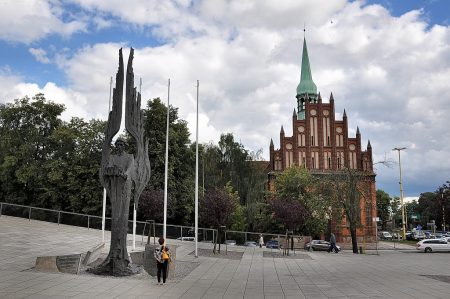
[94,48,150,276]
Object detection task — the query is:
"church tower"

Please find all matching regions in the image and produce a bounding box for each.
[268,36,376,243]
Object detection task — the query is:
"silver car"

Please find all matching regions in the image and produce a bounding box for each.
[416,239,450,253]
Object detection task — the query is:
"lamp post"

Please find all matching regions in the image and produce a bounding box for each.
[393,147,406,240]
[442,191,444,231]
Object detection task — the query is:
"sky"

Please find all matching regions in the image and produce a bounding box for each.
[0,0,449,199]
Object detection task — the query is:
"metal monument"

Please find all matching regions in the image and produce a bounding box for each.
[94,48,150,276]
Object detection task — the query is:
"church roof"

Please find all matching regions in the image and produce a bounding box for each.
[296,37,317,96]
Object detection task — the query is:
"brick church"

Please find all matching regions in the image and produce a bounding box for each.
[268,37,377,243]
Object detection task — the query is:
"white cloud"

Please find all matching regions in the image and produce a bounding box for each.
[2,0,450,197]
[0,0,86,43]
[28,48,50,64]
[0,74,90,121]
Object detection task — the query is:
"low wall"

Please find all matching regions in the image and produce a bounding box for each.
[82,243,104,265]
[35,254,82,274]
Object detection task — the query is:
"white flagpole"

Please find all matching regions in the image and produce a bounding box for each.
[102,76,113,243]
[163,79,170,241]
[195,80,199,257]
[132,78,142,251]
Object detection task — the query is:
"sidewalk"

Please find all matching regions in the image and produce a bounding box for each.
[1,216,449,299]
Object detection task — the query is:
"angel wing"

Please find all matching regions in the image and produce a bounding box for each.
[125,48,151,207]
[100,49,124,188]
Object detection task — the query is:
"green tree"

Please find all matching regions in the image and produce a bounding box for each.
[326,168,371,254]
[273,166,330,237]
[376,189,391,230]
[142,98,195,225]
[226,182,246,231]
[0,94,64,206]
[61,118,105,214]
[201,134,267,232]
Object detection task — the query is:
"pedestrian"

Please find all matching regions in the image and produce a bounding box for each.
[259,234,264,248]
[154,237,170,285]
[328,233,339,253]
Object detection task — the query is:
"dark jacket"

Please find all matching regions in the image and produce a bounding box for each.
[330,234,336,244]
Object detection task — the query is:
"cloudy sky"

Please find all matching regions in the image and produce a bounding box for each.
[0,0,449,199]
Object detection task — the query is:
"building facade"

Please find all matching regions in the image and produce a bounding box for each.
[268,37,377,243]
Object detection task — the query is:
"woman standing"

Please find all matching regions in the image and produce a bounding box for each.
[154,237,170,285]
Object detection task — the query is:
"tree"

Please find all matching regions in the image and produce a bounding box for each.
[273,166,330,237]
[0,94,64,206]
[138,188,174,223]
[325,168,372,254]
[226,182,246,231]
[376,189,391,230]
[142,98,195,225]
[200,187,236,252]
[44,118,105,214]
[269,196,307,231]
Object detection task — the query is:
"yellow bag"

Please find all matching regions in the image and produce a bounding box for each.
[162,247,170,261]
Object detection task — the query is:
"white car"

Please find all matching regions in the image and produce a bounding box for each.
[416,239,450,253]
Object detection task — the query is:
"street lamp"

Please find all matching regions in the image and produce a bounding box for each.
[393,147,406,240]
[442,191,444,231]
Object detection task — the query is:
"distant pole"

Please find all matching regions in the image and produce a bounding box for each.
[195,80,199,257]
[102,76,113,243]
[393,147,406,240]
[163,79,170,241]
[442,191,446,232]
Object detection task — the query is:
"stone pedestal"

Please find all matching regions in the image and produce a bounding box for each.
[144,244,177,278]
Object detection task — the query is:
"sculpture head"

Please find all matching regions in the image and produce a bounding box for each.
[115,137,127,154]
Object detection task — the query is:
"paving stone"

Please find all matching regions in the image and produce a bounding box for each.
[2,216,450,299]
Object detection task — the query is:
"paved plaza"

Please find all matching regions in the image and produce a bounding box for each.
[1,216,450,299]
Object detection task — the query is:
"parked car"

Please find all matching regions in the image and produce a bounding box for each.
[244,241,257,247]
[424,231,435,239]
[407,231,425,241]
[224,240,236,246]
[416,239,450,253]
[304,240,341,252]
[265,239,279,249]
[378,231,393,240]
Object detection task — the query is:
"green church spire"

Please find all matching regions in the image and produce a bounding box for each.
[296,37,317,96]
[296,36,318,120]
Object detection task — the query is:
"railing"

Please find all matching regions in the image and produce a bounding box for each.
[0,201,308,247]
[0,202,215,243]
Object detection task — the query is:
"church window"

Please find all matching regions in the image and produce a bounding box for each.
[323,117,331,146]
[310,114,318,146]
[365,204,372,227]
